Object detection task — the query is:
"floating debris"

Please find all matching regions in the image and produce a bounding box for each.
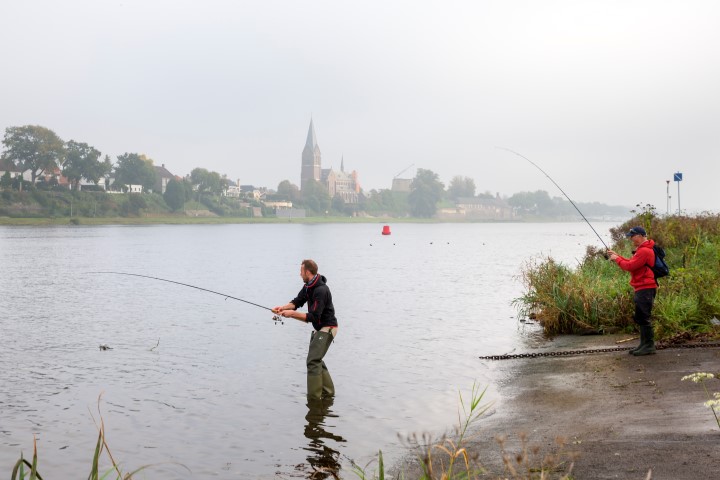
[99,344,113,351]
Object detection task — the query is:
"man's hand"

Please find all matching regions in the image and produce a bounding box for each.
[272,303,295,314]
[607,250,619,261]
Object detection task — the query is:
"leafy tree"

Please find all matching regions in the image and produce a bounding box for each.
[408,168,444,217]
[478,190,495,199]
[447,175,476,200]
[508,190,555,215]
[182,178,194,200]
[1,125,65,184]
[190,168,223,195]
[113,153,158,192]
[332,194,347,214]
[364,189,404,216]
[277,180,301,203]
[0,171,11,189]
[63,141,111,190]
[301,179,331,215]
[163,178,186,211]
[220,175,232,194]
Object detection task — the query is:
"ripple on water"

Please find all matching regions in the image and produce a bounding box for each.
[0,222,612,478]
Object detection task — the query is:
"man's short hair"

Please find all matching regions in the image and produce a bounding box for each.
[301,259,318,275]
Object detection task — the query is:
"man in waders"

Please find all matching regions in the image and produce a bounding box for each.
[273,259,338,400]
[608,226,657,356]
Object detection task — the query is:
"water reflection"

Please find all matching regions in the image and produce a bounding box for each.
[303,398,345,479]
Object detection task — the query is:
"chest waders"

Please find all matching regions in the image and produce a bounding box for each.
[307,328,336,400]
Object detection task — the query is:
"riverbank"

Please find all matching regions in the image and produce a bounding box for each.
[0,215,544,226]
[0,215,391,226]
[397,335,720,479]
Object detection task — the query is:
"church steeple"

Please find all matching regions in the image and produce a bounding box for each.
[301,118,322,191]
[305,118,318,149]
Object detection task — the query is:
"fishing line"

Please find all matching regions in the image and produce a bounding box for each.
[497,147,610,250]
[90,272,282,321]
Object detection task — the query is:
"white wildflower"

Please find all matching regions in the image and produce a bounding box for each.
[681,372,715,383]
[704,399,720,409]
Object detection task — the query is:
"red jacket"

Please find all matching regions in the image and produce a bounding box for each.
[614,239,657,291]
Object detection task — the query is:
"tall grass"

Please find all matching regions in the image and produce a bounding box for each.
[516,210,720,336]
[351,383,576,480]
[10,395,187,480]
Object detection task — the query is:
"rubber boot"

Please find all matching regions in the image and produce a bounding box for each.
[628,328,645,355]
[307,375,323,401]
[321,370,335,398]
[632,325,656,356]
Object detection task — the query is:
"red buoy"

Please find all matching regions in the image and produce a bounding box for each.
[382,225,391,235]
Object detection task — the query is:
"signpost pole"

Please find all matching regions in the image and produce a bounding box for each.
[673,172,683,215]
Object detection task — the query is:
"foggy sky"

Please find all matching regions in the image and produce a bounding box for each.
[1,0,718,212]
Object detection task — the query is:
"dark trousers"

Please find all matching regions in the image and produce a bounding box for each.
[633,288,656,327]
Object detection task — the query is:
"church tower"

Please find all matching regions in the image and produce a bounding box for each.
[301,119,321,191]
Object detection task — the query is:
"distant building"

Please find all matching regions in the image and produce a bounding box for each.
[301,119,322,192]
[264,200,293,209]
[33,167,69,188]
[276,208,306,218]
[322,157,361,203]
[437,195,515,220]
[391,178,412,192]
[240,185,265,201]
[300,119,361,204]
[79,177,107,191]
[0,159,28,186]
[154,164,175,194]
[225,185,242,198]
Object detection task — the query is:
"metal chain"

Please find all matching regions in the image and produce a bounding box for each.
[479,342,720,361]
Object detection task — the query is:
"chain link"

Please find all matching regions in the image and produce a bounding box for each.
[478,342,720,361]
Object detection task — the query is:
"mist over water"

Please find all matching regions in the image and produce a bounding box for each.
[0,223,615,477]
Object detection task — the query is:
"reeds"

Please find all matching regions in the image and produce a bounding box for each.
[351,383,576,480]
[10,394,187,480]
[517,210,720,337]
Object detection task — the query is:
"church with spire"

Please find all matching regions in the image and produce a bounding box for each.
[300,119,361,204]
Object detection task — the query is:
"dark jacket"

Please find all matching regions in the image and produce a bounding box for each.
[614,239,657,291]
[291,274,338,331]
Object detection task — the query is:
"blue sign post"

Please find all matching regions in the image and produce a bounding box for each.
[674,172,683,214]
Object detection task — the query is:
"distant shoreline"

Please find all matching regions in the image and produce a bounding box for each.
[0,216,619,226]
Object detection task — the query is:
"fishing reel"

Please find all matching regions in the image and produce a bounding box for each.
[272,314,284,325]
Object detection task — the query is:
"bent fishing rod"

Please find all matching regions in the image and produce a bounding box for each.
[497,147,610,251]
[90,271,285,323]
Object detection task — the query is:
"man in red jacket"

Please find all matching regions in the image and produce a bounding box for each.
[608,226,657,356]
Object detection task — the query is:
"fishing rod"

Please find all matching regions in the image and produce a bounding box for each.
[90,271,284,323]
[497,147,610,251]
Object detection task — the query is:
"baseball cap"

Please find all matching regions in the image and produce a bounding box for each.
[625,226,647,237]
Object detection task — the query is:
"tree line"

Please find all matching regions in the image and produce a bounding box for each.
[0,125,243,213]
[1,124,628,219]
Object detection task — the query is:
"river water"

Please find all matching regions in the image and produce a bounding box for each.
[0,222,616,478]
